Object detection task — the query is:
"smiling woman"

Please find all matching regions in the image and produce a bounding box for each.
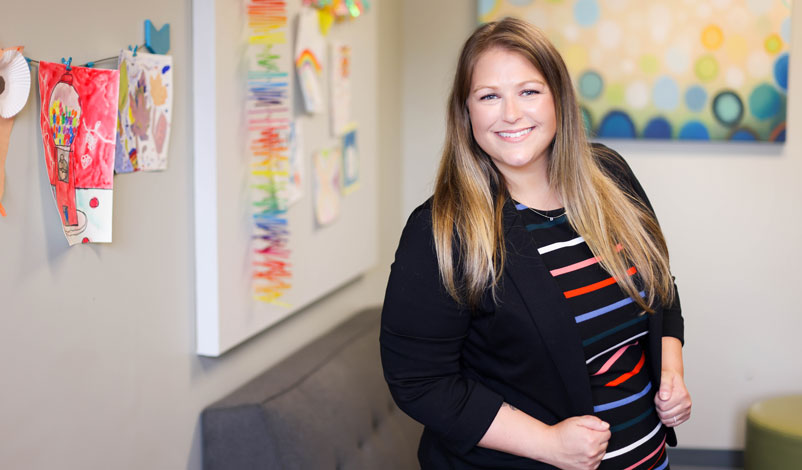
[380,17,690,470]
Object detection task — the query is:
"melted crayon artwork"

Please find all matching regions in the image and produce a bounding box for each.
[38,61,119,245]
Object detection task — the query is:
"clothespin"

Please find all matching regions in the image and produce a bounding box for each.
[61,57,72,71]
[85,62,95,68]
[128,45,138,57]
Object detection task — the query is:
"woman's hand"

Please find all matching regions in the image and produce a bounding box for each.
[655,369,691,427]
[544,415,610,470]
[656,337,691,427]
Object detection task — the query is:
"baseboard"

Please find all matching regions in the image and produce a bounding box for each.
[668,448,744,468]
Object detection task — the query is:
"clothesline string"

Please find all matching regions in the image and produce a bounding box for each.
[24,43,147,68]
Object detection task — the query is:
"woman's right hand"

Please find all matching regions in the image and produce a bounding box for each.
[545,415,611,470]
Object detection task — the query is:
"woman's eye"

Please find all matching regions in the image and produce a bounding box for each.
[479,93,498,101]
[522,89,541,96]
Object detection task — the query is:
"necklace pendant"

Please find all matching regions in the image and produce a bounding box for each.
[549,216,554,221]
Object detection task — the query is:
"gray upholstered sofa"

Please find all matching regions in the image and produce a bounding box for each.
[202,307,423,469]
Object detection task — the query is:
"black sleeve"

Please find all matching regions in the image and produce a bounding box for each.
[379,203,504,455]
[592,143,684,344]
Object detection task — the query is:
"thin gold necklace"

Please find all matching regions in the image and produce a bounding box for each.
[527,206,566,221]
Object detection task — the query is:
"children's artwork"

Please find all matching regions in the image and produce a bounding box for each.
[115,50,173,173]
[295,7,326,114]
[247,0,293,305]
[38,61,119,245]
[313,147,341,226]
[283,120,304,206]
[479,0,790,142]
[329,42,351,136]
[0,46,30,217]
[341,125,359,194]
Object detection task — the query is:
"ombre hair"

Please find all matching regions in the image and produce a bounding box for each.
[432,17,674,311]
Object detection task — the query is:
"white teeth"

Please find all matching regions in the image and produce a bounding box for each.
[498,127,533,138]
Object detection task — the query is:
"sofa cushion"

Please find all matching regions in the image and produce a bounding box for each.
[202,307,422,469]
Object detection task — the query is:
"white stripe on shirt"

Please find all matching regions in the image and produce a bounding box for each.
[537,236,585,255]
[602,421,663,460]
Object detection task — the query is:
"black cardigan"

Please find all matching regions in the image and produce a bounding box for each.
[380,146,683,469]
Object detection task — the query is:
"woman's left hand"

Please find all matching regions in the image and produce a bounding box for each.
[654,370,691,427]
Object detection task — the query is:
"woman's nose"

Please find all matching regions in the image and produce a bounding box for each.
[502,97,521,123]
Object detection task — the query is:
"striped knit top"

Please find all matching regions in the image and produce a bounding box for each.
[516,202,670,470]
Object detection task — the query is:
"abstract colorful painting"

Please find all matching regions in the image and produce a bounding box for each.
[115,50,173,173]
[479,0,790,142]
[313,147,341,226]
[341,125,359,194]
[39,62,119,245]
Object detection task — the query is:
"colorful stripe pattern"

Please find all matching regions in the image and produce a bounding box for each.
[246,0,292,305]
[518,204,668,469]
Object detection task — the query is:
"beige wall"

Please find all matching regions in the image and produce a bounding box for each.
[399,0,802,450]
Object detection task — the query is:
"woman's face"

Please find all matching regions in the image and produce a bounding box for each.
[466,47,556,179]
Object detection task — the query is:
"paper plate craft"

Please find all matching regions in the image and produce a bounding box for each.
[39,61,119,245]
[0,46,30,217]
[0,47,30,119]
[115,49,173,173]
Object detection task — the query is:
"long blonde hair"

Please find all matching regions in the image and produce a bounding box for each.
[432,17,674,312]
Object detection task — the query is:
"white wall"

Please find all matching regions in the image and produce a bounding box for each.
[0,1,400,469]
[400,0,802,450]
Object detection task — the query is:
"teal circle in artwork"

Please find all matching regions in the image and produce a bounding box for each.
[574,0,600,27]
[678,121,710,140]
[598,110,636,138]
[478,0,497,17]
[578,71,603,99]
[580,106,593,136]
[774,53,789,91]
[685,85,707,112]
[712,91,744,127]
[643,117,672,139]
[653,76,680,111]
[749,83,781,121]
[729,128,758,141]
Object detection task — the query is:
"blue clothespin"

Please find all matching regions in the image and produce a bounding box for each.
[61,57,72,71]
[85,62,95,68]
[144,19,171,54]
[128,45,138,57]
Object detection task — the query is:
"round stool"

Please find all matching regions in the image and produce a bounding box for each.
[745,394,802,470]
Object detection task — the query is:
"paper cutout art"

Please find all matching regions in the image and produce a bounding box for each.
[295,7,325,114]
[313,146,341,227]
[246,0,293,305]
[329,42,351,136]
[341,125,359,194]
[284,121,304,206]
[0,46,30,217]
[304,0,370,32]
[115,50,173,173]
[39,61,119,245]
[144,20,171,55]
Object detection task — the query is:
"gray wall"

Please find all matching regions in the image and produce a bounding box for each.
[400,0,802,451]
[0,0,401,469]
